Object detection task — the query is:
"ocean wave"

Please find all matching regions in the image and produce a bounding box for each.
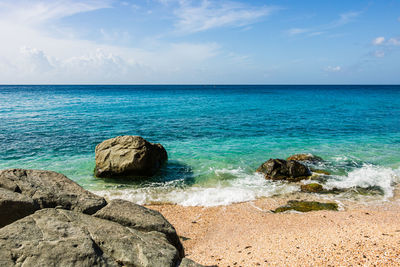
[94,169,298,206]
[324,164,400,198]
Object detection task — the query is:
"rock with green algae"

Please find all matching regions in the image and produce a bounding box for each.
[300,184,344,194]
[286,154,323,163]
[272,200,338,213]
[300,183,324,193]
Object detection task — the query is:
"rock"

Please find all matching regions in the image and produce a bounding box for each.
[287,154,323,163]
[94,199,184,257]
[0,209,180,267]
[272,200,338,213]
[95,136,168,178]
[300,183,324,193]
[256,159,311,182]
[0,188,37,228]
[0,169,203,266]
[0,169,106,225]
[179,258,207,267]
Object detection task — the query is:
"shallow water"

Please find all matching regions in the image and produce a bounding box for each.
[1,85,399,206]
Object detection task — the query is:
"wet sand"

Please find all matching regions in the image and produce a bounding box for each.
[147,194,400,266]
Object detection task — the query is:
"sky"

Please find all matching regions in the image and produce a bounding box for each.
[0,0,399,84]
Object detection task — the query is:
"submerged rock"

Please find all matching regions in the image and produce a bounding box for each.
[300,183,344,194]
[300,183,324,193]
[256,159,311,182]
[287,153,323,163]
[95,135,168,178]
[272,200,338,213]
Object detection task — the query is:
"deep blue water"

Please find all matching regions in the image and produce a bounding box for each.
[1,85,399,205]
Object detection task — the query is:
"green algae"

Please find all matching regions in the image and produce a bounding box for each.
[273,200,338,213]
[300,183,324,193]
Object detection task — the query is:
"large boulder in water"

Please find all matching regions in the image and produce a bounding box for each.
[256,159,311,182]
[95,136,168,178]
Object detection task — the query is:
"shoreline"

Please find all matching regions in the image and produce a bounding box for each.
[146,193,400,266]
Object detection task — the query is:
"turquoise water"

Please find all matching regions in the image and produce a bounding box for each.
[1,85,400,205]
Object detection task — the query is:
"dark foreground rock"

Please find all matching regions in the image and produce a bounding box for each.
[272,200,338,213]
[95,136,168,178]
[256,159,311,182]
[286,153,323,163]
[0,169,202,267]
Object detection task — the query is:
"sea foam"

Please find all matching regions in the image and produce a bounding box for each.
[325,164,400,198]
[95,169,298,206]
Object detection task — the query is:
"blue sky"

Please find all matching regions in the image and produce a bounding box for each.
[0,0,399,84]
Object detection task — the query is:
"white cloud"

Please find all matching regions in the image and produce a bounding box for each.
[370,36,400,48]
[332,11,361,27]
[372,36,385,45]
[20,46,54,72]
[325,66,341,72]
[0,0,112,25]
[0,39,224,83]
[287,10,362,37]
[0,0,266,83]
[369,37,399,60]
[0,0,251,83]
[388,37,400,46]
[174,0,276,33]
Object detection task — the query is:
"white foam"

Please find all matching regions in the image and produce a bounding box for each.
[94,169,298,206]
[325,164,400,198]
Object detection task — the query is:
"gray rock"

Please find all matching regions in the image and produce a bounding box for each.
[0,188,37,228]
[0,169,106,217]
[256,159,311,182]
[0,208,180,267]
[94,136,168,178]
[94,199,184,258]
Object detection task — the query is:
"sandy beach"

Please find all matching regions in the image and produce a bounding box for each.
[148,191,400,266]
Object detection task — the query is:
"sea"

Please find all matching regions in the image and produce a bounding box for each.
[1,85,399,206]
